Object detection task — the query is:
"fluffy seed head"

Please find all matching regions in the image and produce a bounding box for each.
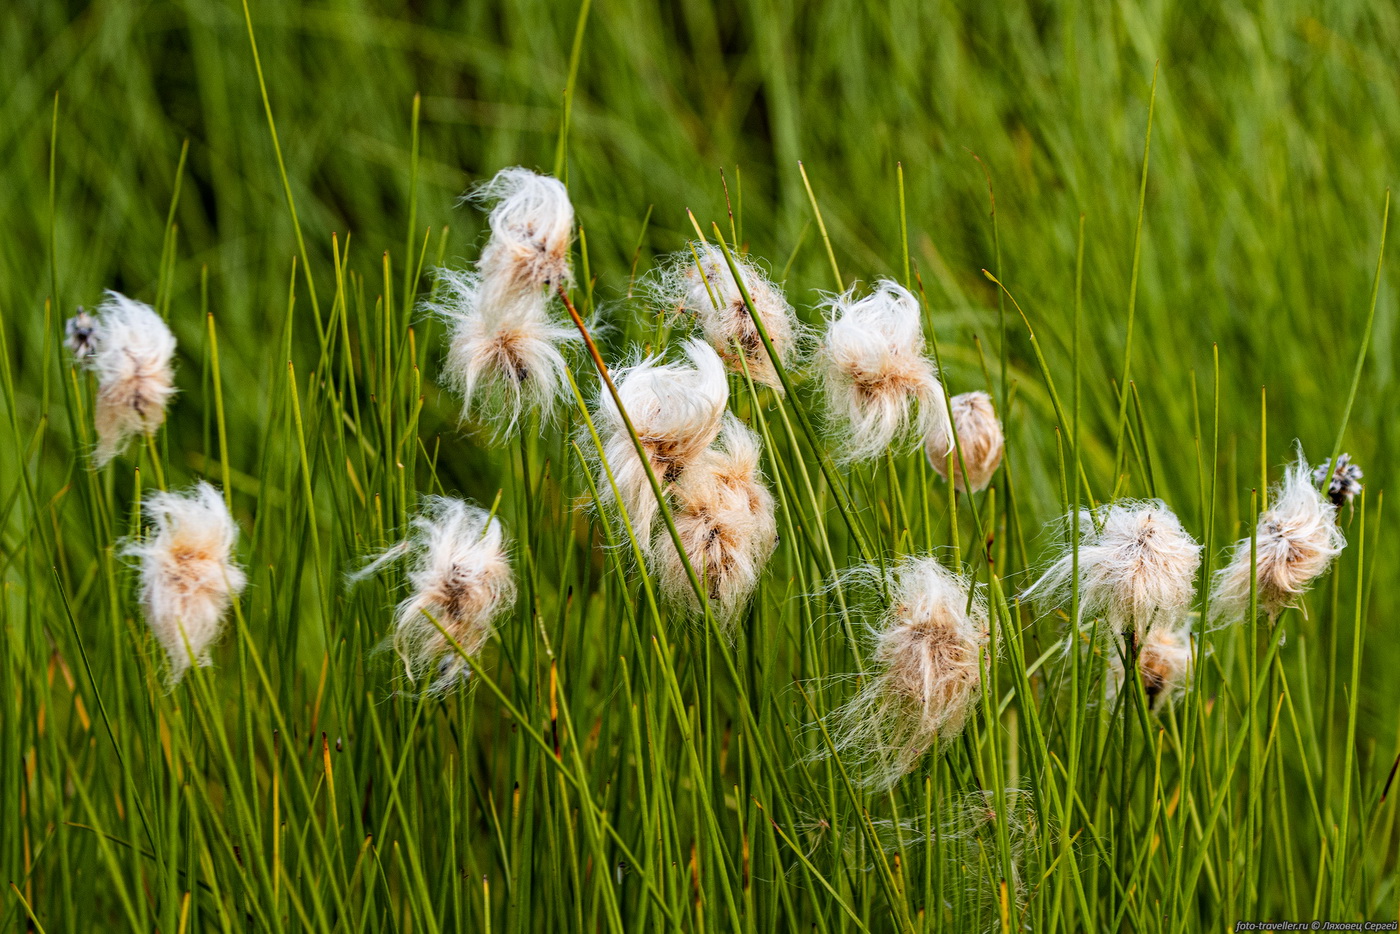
[431,268,578,437]
[927,391,1004,493]
[83,291,177,465]
[65,308,97,359]
[124,482,246,685]
[661,244,797,390]
[596,339,729,540]
[826,556,988,789]
[651,416,778,626]
[816,280,948,463]
[360,497,516,694]
[1313,453,1364,508]
[1211,451,1345,621]
[1110,624,1194,711]
[471,166,573,300]
[1024,501,1201,639]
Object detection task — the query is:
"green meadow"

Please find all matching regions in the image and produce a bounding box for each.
[1,1,1397,930]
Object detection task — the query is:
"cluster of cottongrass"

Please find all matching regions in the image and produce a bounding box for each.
[66,168,1354,733]
[1022,444,1352,713]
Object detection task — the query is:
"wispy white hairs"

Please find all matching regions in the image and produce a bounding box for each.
[436,167,578,437]
[596,338,729,541]
[651,416,778,626]
[825,556,988,790]
[928,390,1005,493]
[815,280,948,463]
[1024,500,1201,640]
[125,481,245,685]
[79,291,177,465]
[432,268,579,437]
[357,497,516,695]
[660,244,797,390]
[1211,450,1345,622]
[472,166,574,300]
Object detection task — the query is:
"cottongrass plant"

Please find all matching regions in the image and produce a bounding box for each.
[928,390,1005,493]
[826,556,989,790]
[651,416,778,626]
[1212,449,1346,622]
[659,243,798,390]
[815,279,949,463]
[124,481,246,684]
[434,167,579,436]
[354,496,516,694]
[1110,623,1194,710]
[1025,500,1201,642]
[1314,452,1364,508]
[72,291,177,465]
[595,338,729,542]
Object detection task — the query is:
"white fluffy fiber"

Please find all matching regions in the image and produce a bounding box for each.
[1211,449,1345,621]
[125,481,245,684]
[356,497,516,695]
[815,280,948,463]
[86,291,177,465]
[1024,500,1201,640]
[596,338,729,542]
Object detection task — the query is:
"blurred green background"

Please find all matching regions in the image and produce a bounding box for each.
[3,0,1397,830]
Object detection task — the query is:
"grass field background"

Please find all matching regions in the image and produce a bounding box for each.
[2,0,1398,930]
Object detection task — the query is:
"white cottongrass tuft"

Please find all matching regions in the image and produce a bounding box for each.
[1024,500,1201,640]
[824,556,988,790]
[659,244,798,390]
[1109,623,1194,711]
[65,308,97,359]
[431,268,579,437]
[80,291,177,465]
[927,390,1005,493]
[354,497,516,695]
[124,481,246,685]
[651,416,778,626]
[595,339,729,541]
[1211,450,1345,622]
[815,280,949,463]
[471,166,574,301]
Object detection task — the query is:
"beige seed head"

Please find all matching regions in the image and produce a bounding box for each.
[124,482,246,685]
[1110,624,1194,711]
[471,166,574,301]
[662,243,797,391]
[84,291,177,465]
[1024,500,1201,640]
[432,268,578,438]
[650,416,778,627]
[927,390,1004,493]
[358,497,516,694]
[1211,450,1345,622]
[815,280,949,463]
[826,556,988,790]
[596,339,729,541]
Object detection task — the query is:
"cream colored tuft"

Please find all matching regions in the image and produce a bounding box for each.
[596,339,729,541]
[927,390,1004,493]
[1109,624,1194,711]
[650,416,778,627]
[659,244,798,391]
[815,280,948,463]
[125,482,246,685]
[1024,500,1201,640]
[358,497,516,694]
[431,268,579,437]
[471,166,574,301]
[1211,450,1345,621]
[825,556,988,790]
[84,291,177,465]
